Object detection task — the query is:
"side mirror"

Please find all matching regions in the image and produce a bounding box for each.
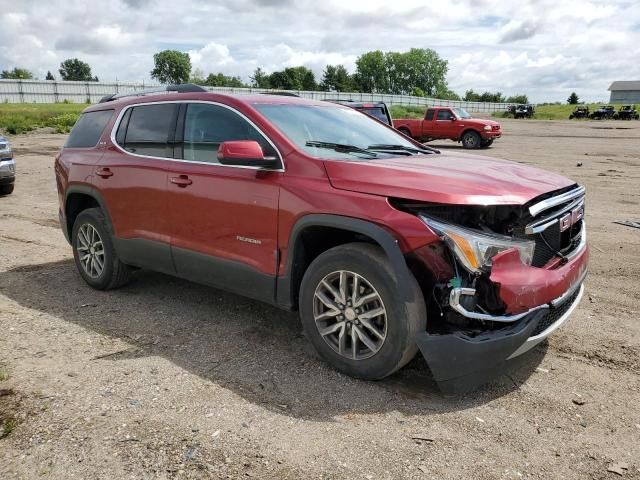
[450,116,456,121]
[217,140,278,169]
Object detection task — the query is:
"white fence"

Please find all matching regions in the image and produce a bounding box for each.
[0,79,512,113]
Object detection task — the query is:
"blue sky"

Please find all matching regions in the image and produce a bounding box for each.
[1,0,639,102]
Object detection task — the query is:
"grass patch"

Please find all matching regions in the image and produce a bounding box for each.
[1,418,16,438]
[491,103,612,120]
[0,103,86,134]
[390,105,426,119]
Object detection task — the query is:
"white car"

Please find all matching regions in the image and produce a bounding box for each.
[0,135,15,195]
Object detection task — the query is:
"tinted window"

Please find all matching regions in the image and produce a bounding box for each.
[357,107,390,125]
[425,109,435,120]
[65,110,113,148]
[437,110,453,120]
[182,104,275,163]
[121,104,178,158]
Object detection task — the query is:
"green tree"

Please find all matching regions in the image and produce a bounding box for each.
[435,86,461,100]
[354,50,387,93]
[1,67,34,79]
[45,71,55,81]
[204,73,246,87]
[506,94,529,104]
[320,64,355,92]
[567,92,579,104]
[464,90,506,103]
[250,67,270,88]
[59,58,94,81]
[268,66,316,90]
[150,50,191,84]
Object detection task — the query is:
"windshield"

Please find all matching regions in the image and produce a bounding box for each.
[253,104,417,160]
[452,108,471,119]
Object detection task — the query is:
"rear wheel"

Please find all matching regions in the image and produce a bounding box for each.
[299,243,426,380]
[0,183,14,195]
[398,127,411,137]
[461,131,481,149]
[72,208,132,290]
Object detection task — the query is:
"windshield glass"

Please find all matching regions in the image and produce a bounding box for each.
[452,107,471,119]
[253,104,417,160]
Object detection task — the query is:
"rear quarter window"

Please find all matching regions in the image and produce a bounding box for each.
[65,110,113,148]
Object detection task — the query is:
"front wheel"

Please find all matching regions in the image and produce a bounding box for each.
[299,243,426,380]
[72,208,132,290]
[480,139,494,148]
[461,131,481,149]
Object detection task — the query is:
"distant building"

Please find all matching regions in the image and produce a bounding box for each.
[608,81,640,104]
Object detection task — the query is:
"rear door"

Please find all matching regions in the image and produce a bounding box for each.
[95,102,177,273]
[166,102,282,303]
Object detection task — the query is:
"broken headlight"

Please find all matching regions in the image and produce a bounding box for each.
[420,216,535,273]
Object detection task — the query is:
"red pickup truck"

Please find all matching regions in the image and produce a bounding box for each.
[393,107,502,149]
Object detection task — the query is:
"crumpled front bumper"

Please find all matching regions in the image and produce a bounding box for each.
[416,280,584,394]
[415,235,588,394]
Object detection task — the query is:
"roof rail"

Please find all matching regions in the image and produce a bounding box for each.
[259,91,300,97]
[99,83,208,103]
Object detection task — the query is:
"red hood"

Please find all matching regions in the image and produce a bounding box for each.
[461,117,500,128]
[324,152,575,205]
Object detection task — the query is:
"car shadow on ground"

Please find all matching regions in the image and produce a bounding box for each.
[0,259,546,420]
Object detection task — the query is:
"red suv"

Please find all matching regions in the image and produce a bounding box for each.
[55,86,588,392]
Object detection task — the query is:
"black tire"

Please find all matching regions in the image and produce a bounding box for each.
[398,127,411,137]
[0,183,14,195]
[461,130,481,149]
[71,208,132,290]
[480,139,494,148]
[299,243,426,380]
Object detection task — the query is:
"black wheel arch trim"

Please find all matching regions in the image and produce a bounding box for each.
[63,185,114,242]
[276,214,415,309]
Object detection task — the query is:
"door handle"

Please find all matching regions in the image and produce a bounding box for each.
[95,168,113,178]
[169,175,193,187]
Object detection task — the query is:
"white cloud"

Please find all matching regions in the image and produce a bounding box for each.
[0,0,638,101]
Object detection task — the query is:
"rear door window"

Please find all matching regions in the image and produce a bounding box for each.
[65,110,113,148]
[425,109,435,120]
[119,104,178,158]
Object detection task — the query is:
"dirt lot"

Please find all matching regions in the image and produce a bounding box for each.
[1,119,639,479]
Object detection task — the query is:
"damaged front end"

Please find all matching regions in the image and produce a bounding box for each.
[394,185,589,393]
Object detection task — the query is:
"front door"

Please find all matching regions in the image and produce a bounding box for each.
[167,102,282,303]
[95,103,178,274]
[433,109,457,139]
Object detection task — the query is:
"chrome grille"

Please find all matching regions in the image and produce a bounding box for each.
[520,186,585,267]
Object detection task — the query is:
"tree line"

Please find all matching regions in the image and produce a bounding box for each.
[1,59,99,82]
[2,49,546,104]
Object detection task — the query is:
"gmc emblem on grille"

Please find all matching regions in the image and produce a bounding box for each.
[559,206,584,232]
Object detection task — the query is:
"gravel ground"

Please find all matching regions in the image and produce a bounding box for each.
[1,119,639,479]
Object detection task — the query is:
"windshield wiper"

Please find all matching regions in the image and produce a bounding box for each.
[367,144,440,154]
[305,140,378,158]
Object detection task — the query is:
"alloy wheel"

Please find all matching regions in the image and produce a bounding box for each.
[313,270,387,360]
[76,223,105,278]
